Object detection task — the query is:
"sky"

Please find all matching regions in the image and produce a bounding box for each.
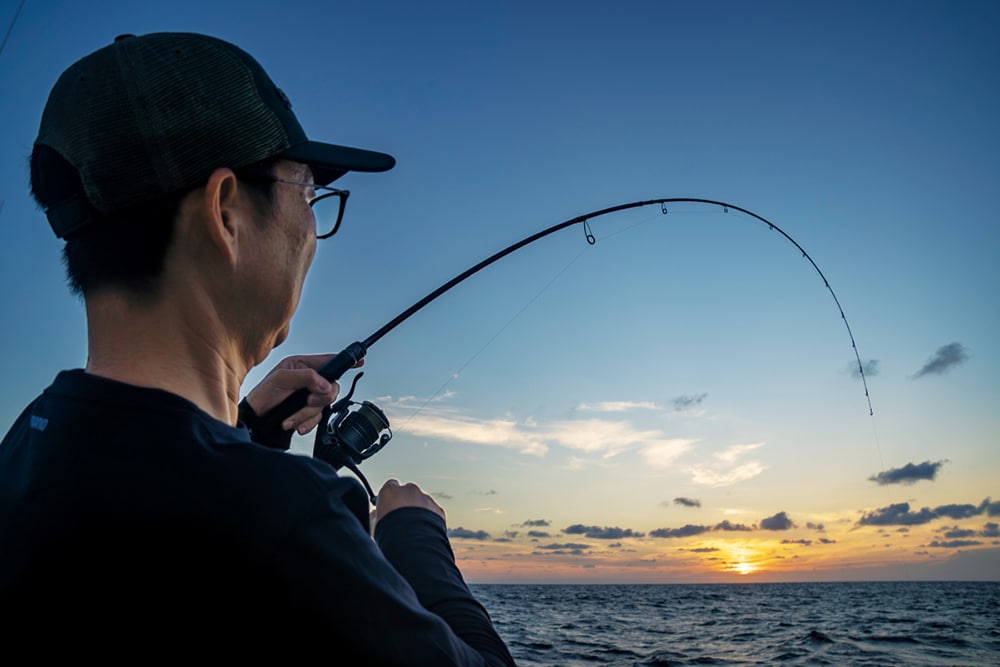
[1,0,997,584]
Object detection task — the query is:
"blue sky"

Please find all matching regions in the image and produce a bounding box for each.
[1,0,997,582]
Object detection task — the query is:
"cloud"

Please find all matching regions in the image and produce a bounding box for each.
[672,393,708,412]
[858,503,938,526]
[576,401,660,413]
[848,359,880,379]
[650,524,710,538]
[400,411,549,455]
[689,462,765,487]
[527,530,551,538]
[940,522,1000,540]
[760,512,795,531]
[521,519,550,527]
[687,442,766,487]
[869,460,946,485]
[941,527,977,539]
[448,527,491,540]
[928,539,982,548]
[546,419,668,459]
[674,497,701,508]
[715,443,764,463]
[913,342,969,378]
[563,524,645,539]
[641,439,698,468]
[535,543,591,555]
[857,498,996,527]
[432,491,453,500]
[782,539,812,546]
[714,520,753,532]
[395,398,693,463]
[935,502,985,519]
[648,519,753,538]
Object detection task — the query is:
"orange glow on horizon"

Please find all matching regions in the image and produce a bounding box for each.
[446,524,999,584]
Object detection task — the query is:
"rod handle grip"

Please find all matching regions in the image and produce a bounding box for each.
[245,341,368,449]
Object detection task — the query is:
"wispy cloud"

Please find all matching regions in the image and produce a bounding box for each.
[641,439,698,468]
[847,359,880,378]
[672,393,708,412]
[714,443,764,463]
[576,400,660,413]
[869,460,946,485]
[399,411,550,455]
[913,342,969,378]
[392,396,698,466]
[673,497,702,508]
[684,443,766,487]
[543,419,663,458]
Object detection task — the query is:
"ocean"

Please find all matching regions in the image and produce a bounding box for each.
[470,581,1000,666]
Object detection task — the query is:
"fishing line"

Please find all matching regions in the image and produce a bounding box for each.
[252,197,876,457]
[0,0,26,59]
[389,207,672,428]
[395,244,593,430]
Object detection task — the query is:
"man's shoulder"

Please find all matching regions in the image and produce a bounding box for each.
[1,368,370,550]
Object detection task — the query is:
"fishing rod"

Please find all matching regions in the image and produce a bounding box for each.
[247,198,873,501]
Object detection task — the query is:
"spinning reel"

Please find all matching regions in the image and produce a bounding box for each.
[313,373,391,505]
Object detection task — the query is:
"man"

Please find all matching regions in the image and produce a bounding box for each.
[0,32,516,665]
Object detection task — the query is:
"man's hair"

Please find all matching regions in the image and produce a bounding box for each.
[31,146,277,299]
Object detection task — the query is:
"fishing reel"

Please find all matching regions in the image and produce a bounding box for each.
[313,372,391,504]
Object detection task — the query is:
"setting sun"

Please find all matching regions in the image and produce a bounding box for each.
[722,545,761,576]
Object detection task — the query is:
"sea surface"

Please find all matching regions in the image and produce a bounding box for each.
[470,581,1000,666]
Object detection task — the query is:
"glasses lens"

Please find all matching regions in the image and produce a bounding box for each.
[312,191,345,239]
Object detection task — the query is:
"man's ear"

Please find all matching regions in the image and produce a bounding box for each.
[199,167,242,267]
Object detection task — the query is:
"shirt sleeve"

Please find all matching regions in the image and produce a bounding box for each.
[376,507,517,667]
[276,478,516,666]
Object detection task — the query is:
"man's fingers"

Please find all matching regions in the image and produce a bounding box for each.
[282,352,365,373]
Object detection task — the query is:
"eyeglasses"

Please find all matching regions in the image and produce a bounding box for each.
[272,178,350,239]
[235,170,350,239]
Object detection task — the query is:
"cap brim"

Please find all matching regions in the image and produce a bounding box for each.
[280,141,395,185]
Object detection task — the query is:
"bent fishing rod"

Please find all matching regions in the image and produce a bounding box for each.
[248,198,874,501]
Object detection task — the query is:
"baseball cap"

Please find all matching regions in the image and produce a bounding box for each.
[34,32,396,239]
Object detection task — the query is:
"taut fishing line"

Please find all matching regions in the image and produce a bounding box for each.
[249,198,875,503]
[396,244,593,432]
[398,207,670,427]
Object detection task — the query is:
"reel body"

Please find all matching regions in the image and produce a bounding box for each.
[313,373,391,504]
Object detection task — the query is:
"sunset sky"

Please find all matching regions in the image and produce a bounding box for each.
[1,1,997,583]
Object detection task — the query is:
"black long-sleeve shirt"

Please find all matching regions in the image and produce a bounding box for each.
[0,370,515,665]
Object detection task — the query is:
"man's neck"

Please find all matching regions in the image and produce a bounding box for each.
[83,288,248,425]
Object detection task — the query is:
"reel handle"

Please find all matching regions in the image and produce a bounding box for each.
[247,341,368,449]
